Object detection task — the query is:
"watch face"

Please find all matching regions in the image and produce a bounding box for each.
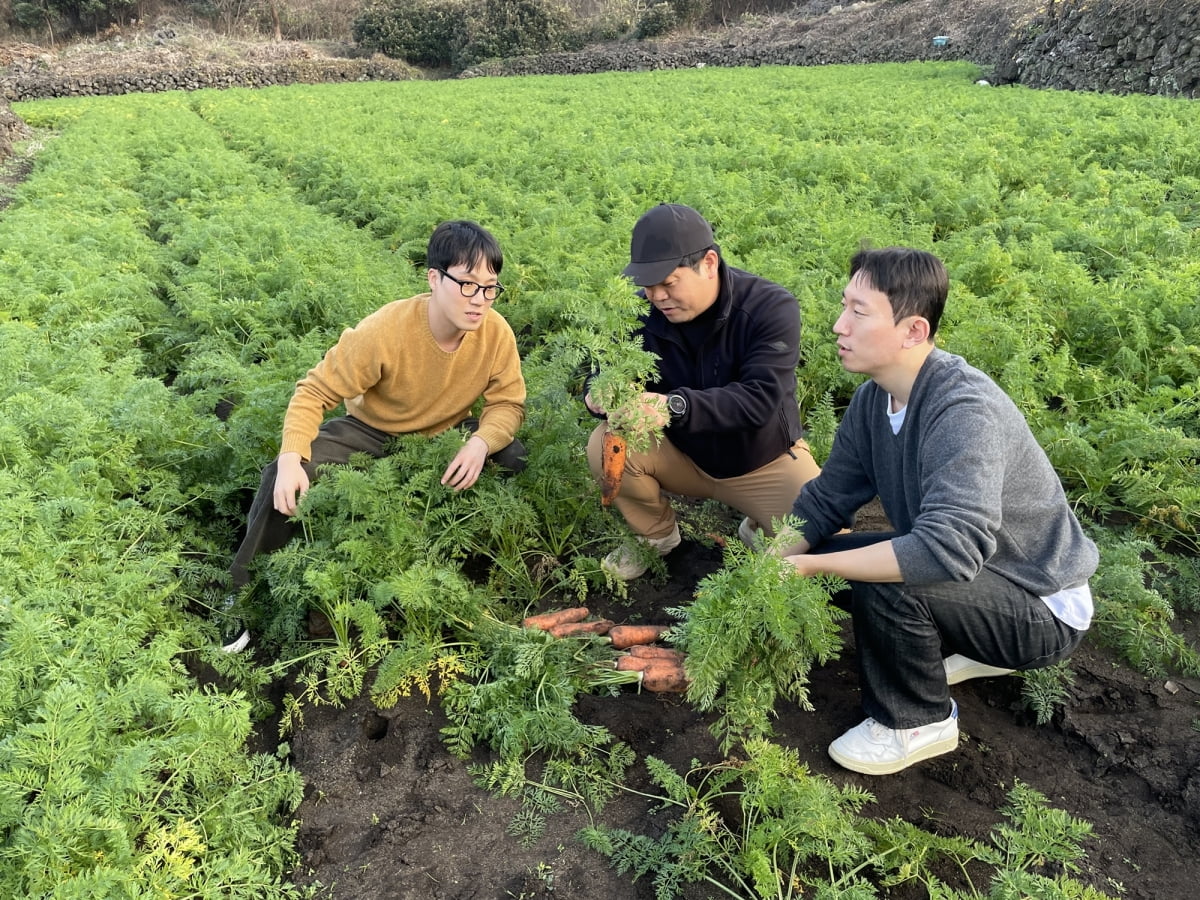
[668,394,686,415]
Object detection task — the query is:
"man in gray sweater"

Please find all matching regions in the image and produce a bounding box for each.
[782,247,1097,775]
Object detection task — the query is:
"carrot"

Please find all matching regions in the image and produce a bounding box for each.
[608,624,670,649]
[599,430,627,506]
[522,606,590,631]
[547,619,614,638]
[628,644,685,663]
[638,662,690,693]
[615,654,656,672]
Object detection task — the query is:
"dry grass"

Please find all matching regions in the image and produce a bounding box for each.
[1,19,363,78]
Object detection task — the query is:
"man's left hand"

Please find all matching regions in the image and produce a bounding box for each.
[442,434,491,491]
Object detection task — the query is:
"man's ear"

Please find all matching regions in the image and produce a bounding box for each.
[701,249,720,278]
[902,315,931,347]
[427,268,439,291]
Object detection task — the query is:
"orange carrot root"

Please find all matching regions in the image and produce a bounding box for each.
[547,619,615,638]
[639,663,690,693]
[608,624,670,649]
[628,644,685,662]
[600,431,627,507]
[522,606,590,631]
[615,654,655,672]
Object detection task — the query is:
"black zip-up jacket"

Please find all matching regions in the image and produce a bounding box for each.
[640,258,804,479]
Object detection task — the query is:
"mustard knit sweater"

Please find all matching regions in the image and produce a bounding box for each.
[279,295,526,461]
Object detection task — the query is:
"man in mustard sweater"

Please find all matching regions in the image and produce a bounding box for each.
[222,220,527,652]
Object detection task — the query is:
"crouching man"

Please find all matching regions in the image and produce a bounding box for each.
[780,247,1097,775]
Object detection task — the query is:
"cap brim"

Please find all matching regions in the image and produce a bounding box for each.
[622,258,680,287]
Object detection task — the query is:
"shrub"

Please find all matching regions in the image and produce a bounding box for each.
[668,0,711,25]
[453,0,579,69]
[353,0,459,68]
[354,0,578,70]
[634,1,676,39]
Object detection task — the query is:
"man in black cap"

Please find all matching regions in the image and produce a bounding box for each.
[584,203,820,579]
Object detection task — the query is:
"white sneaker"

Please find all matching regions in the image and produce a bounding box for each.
[218,594,251,654]
[944,654,1014,685]
[602,525,682,581]
[828,700,959,775]
[737,517,759,548]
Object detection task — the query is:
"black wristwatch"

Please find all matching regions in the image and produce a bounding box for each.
[666,392,688,423]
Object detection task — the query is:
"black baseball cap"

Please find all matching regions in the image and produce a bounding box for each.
[622,203,715,286]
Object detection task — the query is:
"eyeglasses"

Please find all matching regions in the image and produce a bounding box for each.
[437,268,505,301]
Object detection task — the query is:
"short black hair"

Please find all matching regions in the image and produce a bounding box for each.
[427,220,503,275]
[849,246,948,338]
[679,245,716,273]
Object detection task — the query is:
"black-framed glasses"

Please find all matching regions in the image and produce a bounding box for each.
[437,268,505,301]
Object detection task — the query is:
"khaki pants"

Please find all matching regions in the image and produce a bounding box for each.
[586,422,820,541]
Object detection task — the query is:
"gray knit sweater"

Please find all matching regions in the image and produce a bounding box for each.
[792,349,1098,594]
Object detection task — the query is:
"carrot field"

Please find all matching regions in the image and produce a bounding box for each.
[2,61,1198,897]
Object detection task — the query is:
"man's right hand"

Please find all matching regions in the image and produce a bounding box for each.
[583,390,607,416]
[273,451,309,516]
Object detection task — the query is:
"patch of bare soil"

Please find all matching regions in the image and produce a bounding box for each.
[286,515,1200,899]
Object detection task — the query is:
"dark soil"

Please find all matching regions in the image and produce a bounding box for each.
[286,508,1200,899]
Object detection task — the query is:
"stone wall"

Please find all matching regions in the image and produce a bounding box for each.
[2,1,1198,102]
[461,0,1030,78]
[998,0,1200,98]
[1,55,416,102]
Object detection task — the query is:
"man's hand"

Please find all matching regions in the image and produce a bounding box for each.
[273,451,309,516]
[608,392,669,431]
[785,540,903,583]
[583,390,607,416]
[784,553,822,577]
[442,434,490,491]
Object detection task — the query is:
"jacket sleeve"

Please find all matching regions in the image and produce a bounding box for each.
[791,389,877,544]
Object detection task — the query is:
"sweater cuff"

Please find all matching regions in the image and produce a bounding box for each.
[278,436,312,461]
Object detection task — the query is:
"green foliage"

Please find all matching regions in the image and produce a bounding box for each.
[353,0,579,69]
[635,2,676,38]
[583,745,1115,900]
[669,0,711,25]
[353,0,459,67]
[1088,531,1200,677]
[1019,663,1076,726]
[455,0,581,68]
[0,328,302,894]
[10,0,133,42]
[439,615,635,759]
[471,741,636,845]
[667,523,846,753]
[1149,550,1200,613]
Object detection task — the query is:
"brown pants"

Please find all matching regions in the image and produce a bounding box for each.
[586,422,820,541]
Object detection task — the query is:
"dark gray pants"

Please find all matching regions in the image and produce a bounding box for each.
[230,416,526,588]
[812,533,1085,729]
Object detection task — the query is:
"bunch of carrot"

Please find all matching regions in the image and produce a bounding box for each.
[522,609,687,692]
[614,644,690,693]
[521,606,613,638]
